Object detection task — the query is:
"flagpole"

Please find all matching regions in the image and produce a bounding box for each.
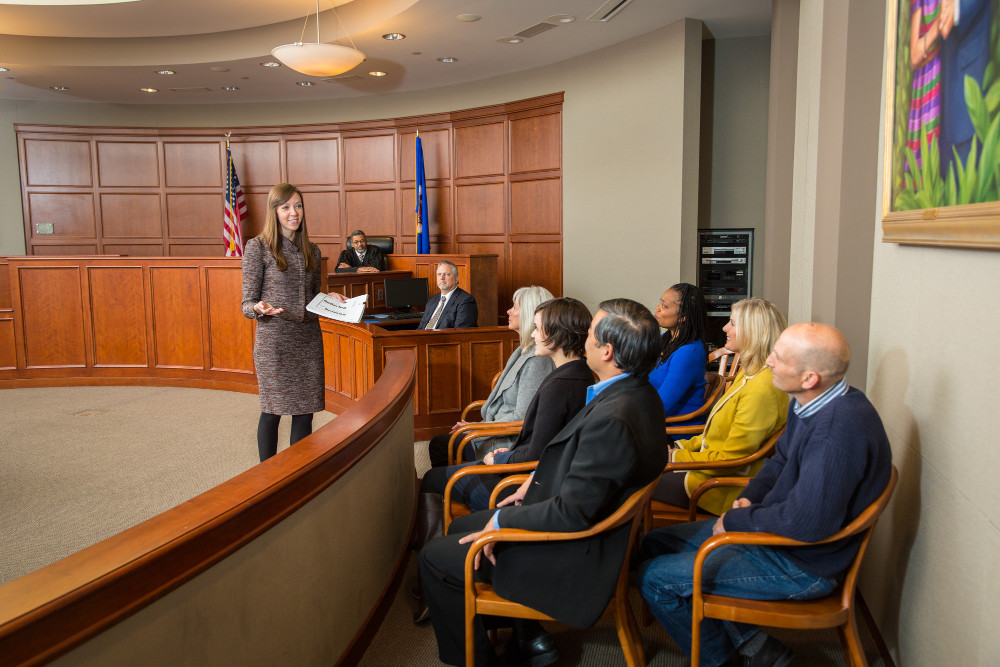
[415,130,419,244]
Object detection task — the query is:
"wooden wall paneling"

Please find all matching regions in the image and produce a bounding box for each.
[287,138,340,186]
[167,243,219,257]
[468,340,506,401]
[0,260,9,310]
[455,241,507,311]
[508,111,562,174]
[399,128,451,181]
[23,138,93,187]
[243,191,270,241]
[509,177,561,235]
[352,336,370,396]
[96,141,159,187]
[425,342,462,414]
[149,266,205,368]
[29,244,99,255]
[28,193,97,239]
[301,190,341,239]
[229,141,282,188]
[103,243,163,256]
[337,331,354,398]
[455,182,505,235]
[343,134,395,184]
[344,188,396,238]
[18,266,87,368]
[376,342,419,415]
[508,239,562,298]
[454,122,505,178]
[400,185,452,248]
[163,142,223,188]
[87,266,148,367]
[166,194,224,239]
[322,325,338,395]
[0,315,14,370]
[99,194,163,238]
[205,266,254,373]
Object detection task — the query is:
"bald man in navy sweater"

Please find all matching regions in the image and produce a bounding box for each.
[638,323,892,667]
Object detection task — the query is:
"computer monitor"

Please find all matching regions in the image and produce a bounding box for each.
[383,277,429,314]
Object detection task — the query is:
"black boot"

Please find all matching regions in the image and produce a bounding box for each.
[412,492,445,551]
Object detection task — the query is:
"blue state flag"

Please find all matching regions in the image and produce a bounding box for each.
[415,134,430,254]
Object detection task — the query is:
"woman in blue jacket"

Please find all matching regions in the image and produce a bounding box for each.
[648,283,708,425]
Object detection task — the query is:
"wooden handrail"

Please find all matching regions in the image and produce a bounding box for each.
[0,349,417,666]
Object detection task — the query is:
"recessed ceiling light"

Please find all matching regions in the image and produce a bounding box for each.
[437,57,457,63]
[50,85,69,91]
[221,86,239,91]
[547,15,576,23]
[260,61,281,68]
[382,33,405,40]
[139,87,158,93]
[155,69,175,75]
[209,66,230,72]
[456,14,481,22]
[296,81,315,86]
[497,37,524,45]
[369,71,387,77]
[0,67,9,73]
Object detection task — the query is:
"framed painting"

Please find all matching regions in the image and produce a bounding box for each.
[882,0,1000,248]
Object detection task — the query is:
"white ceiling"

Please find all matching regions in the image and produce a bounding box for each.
[0,0,771,105]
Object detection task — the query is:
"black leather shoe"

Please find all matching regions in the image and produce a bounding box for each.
[506,630,558,667]
[733,634,793,667]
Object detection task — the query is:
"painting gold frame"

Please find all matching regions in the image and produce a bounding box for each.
[881,0,1000,249]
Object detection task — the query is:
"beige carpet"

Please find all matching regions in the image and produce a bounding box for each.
[1,385,334,585]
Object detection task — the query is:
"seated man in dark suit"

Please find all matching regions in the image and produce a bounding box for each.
[418,298,670,666]
[637,323,892,667]
[418,260,478,329]
[335,229,386,273]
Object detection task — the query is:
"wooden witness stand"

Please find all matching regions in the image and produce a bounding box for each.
[0,253,511,439]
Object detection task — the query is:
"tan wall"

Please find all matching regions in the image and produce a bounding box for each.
[703,35,771,298]
[0,20,705,318]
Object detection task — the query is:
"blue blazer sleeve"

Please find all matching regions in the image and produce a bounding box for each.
[648,342,705,416]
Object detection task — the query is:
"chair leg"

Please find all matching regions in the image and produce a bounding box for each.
[690,610,702,667]
[837,611,868,667]
[465,607,476,667]
[612,593,646,667]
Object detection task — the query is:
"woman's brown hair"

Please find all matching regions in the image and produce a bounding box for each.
[260,183,316,272]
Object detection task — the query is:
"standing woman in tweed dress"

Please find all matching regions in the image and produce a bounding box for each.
[241,183,325,462]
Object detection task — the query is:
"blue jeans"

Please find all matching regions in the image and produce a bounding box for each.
[637,519,836,667]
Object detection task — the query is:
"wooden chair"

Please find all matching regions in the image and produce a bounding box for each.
[648,426,785,528]
[689,465,898,667]
[462,478,660,667]
[708,348,740,389]
[442,460,538,531]
[664,372,725,433]
[447,370,523,465]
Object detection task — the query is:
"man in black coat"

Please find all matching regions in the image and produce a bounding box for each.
[335,229,386,272]
[418,298,669,666]
[418,260,478,329]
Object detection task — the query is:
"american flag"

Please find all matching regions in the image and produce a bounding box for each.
[223,147,246,257]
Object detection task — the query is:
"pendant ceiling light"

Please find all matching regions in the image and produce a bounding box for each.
[272,0,365,78]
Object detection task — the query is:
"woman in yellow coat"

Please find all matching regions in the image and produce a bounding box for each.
[654,297,789,515]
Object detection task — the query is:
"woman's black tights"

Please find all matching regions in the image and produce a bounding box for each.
[257,412,313,462]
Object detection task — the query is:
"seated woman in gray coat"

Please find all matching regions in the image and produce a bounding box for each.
[426,285,554,468]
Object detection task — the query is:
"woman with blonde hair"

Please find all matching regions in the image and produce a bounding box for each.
[241,183,324,462]
[655,297,789,514]
[426,285,555,467]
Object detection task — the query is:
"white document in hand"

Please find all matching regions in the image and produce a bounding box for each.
[307,293,367,323]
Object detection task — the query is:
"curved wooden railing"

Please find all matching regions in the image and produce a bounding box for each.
[0,349,417,666]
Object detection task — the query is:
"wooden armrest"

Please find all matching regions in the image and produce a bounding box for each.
[662,426,785,474]
[490,474,532,508]
[687,477,752,521]
[443,463,538,529]
[461,400,488,421]
[448,421,524,465]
